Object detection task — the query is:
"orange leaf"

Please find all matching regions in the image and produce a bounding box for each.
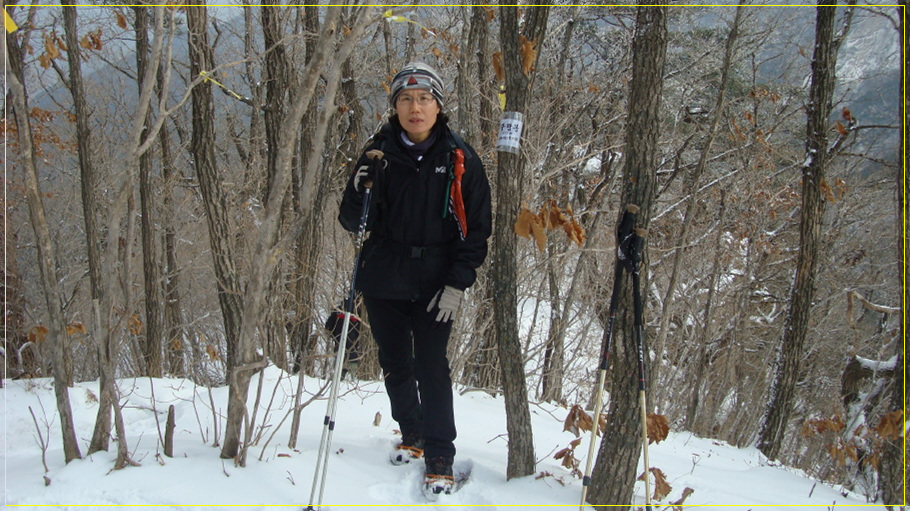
[834,120,847,136]
[116,12,128,29]
[66,322,87,336]
[128,314,143,335]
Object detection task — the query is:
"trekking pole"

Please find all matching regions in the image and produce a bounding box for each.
[306,153,380,511]
[579,204,639,510]
[628,227,653,511]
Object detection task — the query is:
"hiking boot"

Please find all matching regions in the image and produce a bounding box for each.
[389,431,424,465]
[423,455,455,498]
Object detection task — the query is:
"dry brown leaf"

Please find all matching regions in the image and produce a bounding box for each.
[492,51,504,82]
[562,404,593,437]
[875,410,904,440]
[530,216,546,252]
[647,413,670,444]
[29,325,50,344]
[834,120,847,136]
[66,322,87,336]
[671,487,695,510]
[842,106,854,122]
[45,38,60,60]
[514,206,534,238]
[116,12,128,29]
[128,314,143,335]
[519,35,536,75]
[638,467,672,501]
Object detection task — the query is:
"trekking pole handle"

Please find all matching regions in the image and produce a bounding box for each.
[617,204,639,246]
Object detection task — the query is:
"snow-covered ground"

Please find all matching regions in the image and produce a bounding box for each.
[2,368,888,509]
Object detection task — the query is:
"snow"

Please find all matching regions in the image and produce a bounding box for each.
[3,369,889,510]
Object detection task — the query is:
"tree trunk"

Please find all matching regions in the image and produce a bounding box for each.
[472,6,496,151]
[220,6,367,461]
[691,191,729,434]
[494,3,549,480]
[757,4,848,461]
[135,5,165,378]
[62,5,100,387]
[158,78,186,378]
[587,5,666,508]
[62,3,117,455]
[7,20,82,464]
[878,3,906,507]
[261,4,292,371]
[186,3,244,378]
[539,12,579,404]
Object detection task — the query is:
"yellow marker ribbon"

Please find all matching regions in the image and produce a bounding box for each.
[383,10,435,36]
[199,70,244,101]
[4,8,19,34]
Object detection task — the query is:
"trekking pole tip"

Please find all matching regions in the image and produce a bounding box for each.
[625,204,640,214]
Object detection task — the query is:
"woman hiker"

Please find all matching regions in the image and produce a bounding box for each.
[338,61,492,497]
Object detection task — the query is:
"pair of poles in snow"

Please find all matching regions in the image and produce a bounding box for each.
[305,154,381,511]
[579,204,653,511]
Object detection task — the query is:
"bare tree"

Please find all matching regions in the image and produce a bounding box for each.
[135,5,165,379]
[186,3,245,380]
[216,5,376,462]
[587,4,667,507]
[494,3,549,480]
[758,2,856,461]
[877,3,907,507]
[6,5,82,464]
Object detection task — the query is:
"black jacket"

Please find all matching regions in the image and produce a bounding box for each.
[339,120,492,301]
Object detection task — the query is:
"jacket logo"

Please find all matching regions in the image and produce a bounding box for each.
[435,166,447,174]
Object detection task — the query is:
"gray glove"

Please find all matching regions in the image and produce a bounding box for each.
[353,164,373,192]
[427,286,464,324]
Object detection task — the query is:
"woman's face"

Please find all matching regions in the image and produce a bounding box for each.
[395,89,440,143]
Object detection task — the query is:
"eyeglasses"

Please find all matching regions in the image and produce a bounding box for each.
[396,93,436,107]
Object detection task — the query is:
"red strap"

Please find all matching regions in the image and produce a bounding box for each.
[450,149,468,238]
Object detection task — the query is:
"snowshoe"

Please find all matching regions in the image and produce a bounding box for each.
[389,432,424,465]
[423,455,455,500]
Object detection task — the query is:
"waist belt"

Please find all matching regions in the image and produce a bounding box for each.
[383,239,452,259]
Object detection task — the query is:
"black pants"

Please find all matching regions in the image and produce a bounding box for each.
[363,294,456,459]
